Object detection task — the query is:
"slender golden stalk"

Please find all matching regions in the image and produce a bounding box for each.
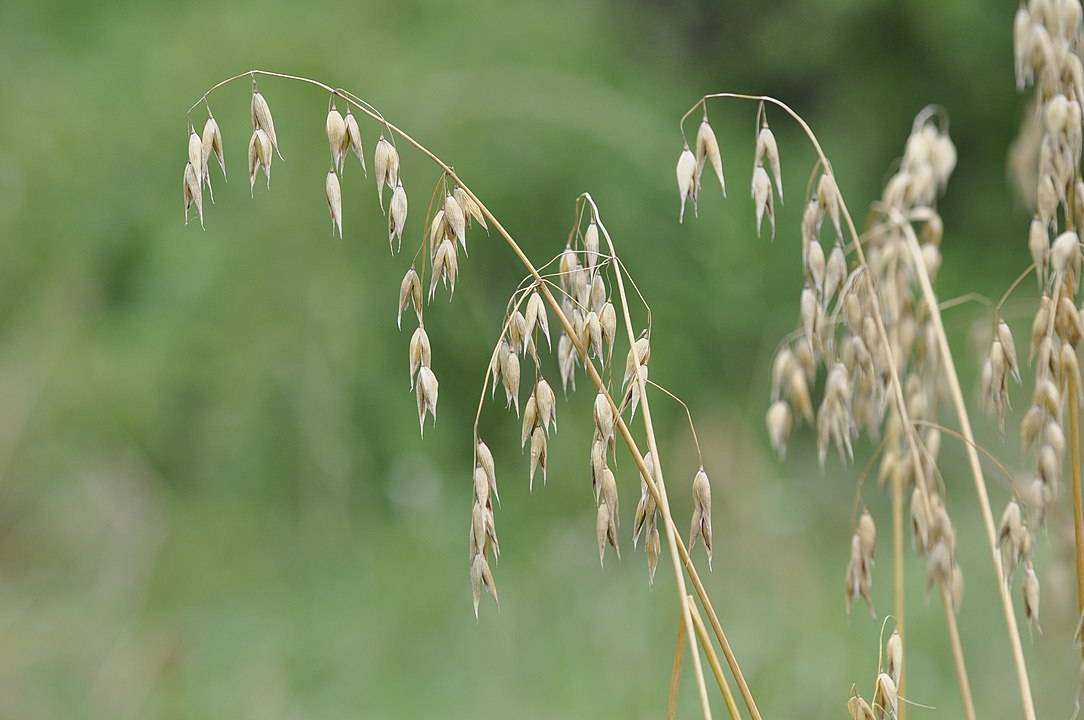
[688,597,742,720]
[1070,370,1084,655]
[668,609,687,720]
[941,583,977,720]
[901,221,1034,720]
[892,470,906,720]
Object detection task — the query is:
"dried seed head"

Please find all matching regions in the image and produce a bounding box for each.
[594,391,615,446]
[755,126,783,203]
[521,395,538,449]
[645,516,661,584]
[600,467,619,524]
[250,91,282,158]
[524,291,551,350]
[476,440,498,504]
[470,552,497,619]
[816,172,842,240]
[500,342,521,414]
[622,335,652,392]
[453,186,486,230]
[1023,563,1041,632]
[806,240,826,294]
[689,468,712,568]
[325,170,343,238]
[326,106,347,172]
[887,629,903,687]
[857,510,876,559]
[529,425,547,490]
[584,222,600,273]
[585,310,603,361]
[373,136,399,210]
[558,333,577,393]
[825,244,847,303]
[415,365,439,436]
[873,673,898,720]
[408,326,432,387]
[599,303,615,360]
[472,465,490,511]
[999,499,1026,580]
[182,161,204,228]
[344,110,366,174]
[596,500,619,566]
[398,268,423,330]
[389,182,408,253]
[766,400,793,458]
[201,117,225,180]
[695,119,726,196]
[247,128,272,193]
[676,147,698,223]
[444,192,467,251]
[910,484,930,552]
[1030,217,1050,286]
[1052,230,1080,276]
[535,378,557,433]
[999,321,1021,383]
[845,532,874,615]
[848,695,875,720]
[751,165,775,239]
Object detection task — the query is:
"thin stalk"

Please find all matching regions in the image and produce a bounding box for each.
[901,222,1033,720]
[688,597,742,720]
[1070,370,1084,656]
[668,609,687,720]
[892,469,906,720]
[941,583,977,720]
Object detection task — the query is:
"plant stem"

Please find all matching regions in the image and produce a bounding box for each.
[941,583,977,720]
[668,608,687,720]
[688,597,742,720]
[902,222,1034,720]
[1070,369,1084,657]
[892,468,906,720]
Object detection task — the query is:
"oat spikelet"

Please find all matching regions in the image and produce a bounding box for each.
[755,124,782,202]
[250,90,283,159]
[689,468,713,569]
[470,552,497,619]
[247,129,272,193]
[344,109,366,175]
[476,439,498,504]
[389,182,408,253]
[444,192,467,251]
[182,161,203,228]
[373,136,399,211]
[695,118,726,196]
[326,105,347,172]
[751,165,775,239]
[596,501,619,566]
[201,116,225,181]
[886,629,903,687]
[415,365,439,436]
[676,146,697,222]
[325,170,343,238]
[397,268,423,330]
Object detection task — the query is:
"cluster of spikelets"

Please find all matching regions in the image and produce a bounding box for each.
[181,75,725,621]
[989,0,1084,634]
[848,628,903,720]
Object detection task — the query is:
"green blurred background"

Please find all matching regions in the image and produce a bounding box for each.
[0,0,1075,717]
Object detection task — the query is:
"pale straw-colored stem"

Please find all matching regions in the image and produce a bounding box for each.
[901,222,1033,720]
[892,469,907,720]
[941,582,977,720]
[1070,368,1084,657]
[688,597,742,720]
[668,609,687,720]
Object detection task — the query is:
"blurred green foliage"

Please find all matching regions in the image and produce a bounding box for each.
[0,0,1075,717]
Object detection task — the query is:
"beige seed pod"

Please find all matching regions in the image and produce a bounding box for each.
[766,400,792,458]
[489,343,504,398]
[1038,175,1059,228]
[596,501,619,566]
[248,128,272,192]
[689,468,712,568]
[182,161,203,228]
[389,182,408,252]
[1062,343,1082,404]
[695,119,726,196]
[521,395,538,448]
[857,510,876,559]
[751,165,775,238]
[469,499,486,558]
[535,378,557,433]
[998,321,1021,383]
[408,326,431,387]
[910,485,929,552]
[558,333,577,394]
[529,425,547,491]
[476,440,498,504]
[755,125,783,202]
[806,240,826,294]
[326,106,347,172]
[788,367,814,424]
[1023,563,1040,632]
[325,170,343,238]
[373,136,399,210]
[1052,230,1080,276]
[501,346,521,415]
[600,467,619,523]
[848,694,875,720]
[397,268,423,330]
[343,110,366,174]
[473,465,490,511]
[622,335,651,391]
[816,172,842,240]
[594,391,615,445]
[632,474,656,548]
[415,365,439,436]
[469,551,497,619]
[250,91,282,158]
[645,518,661,584]
[873,673,898,720]
[524,291,551,350]
[600,302,617,362]
[676,147,698,222]
[201,116,226,180]
[452,186,486,230]
[1029,217,1049,286]
[585,310,603,361]
[1058,295,1084,345]
[584,222,600,273]
[999,499,1025,580]
[887,629,903,687]
[444,193,467,251]
[825,244,847,303]
[590,437,607,500]
[1030,295,1051,363]
[507,309,527,355]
